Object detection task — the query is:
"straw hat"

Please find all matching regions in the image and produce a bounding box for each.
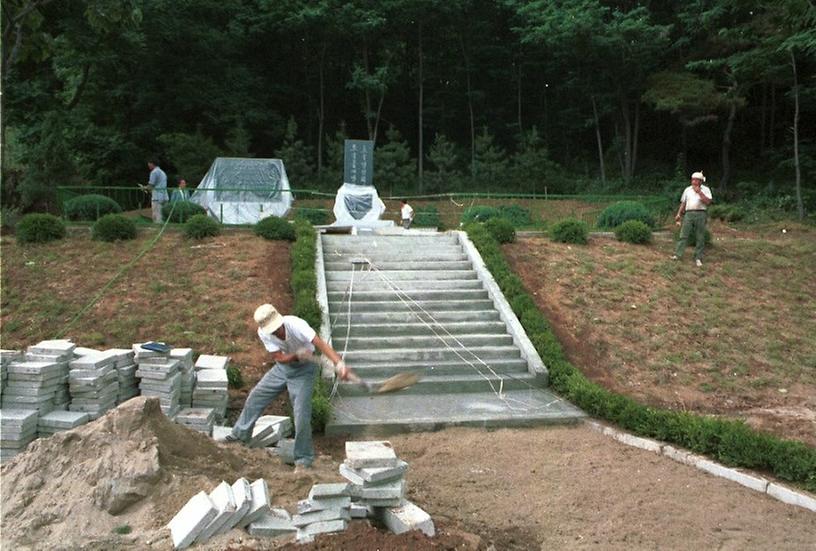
[254,304,284,335]
[691,171,706,182]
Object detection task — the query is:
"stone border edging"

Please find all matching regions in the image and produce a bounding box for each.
[588,421,816,513]
[455,230,548,384]
[314,232,334,380]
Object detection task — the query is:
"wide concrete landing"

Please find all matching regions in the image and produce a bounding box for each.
[326,389,585,436]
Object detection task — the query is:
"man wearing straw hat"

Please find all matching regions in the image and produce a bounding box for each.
[225,304,352,472]
[672,171,713,267]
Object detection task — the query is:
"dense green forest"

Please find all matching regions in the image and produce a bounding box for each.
[2,0,815,214]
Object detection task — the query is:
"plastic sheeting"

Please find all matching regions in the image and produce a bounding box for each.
[190,157,292,225]
[332,183,387,226]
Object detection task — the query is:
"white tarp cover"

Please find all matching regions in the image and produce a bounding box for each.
[191,157,292,225]
[332,183,387,226]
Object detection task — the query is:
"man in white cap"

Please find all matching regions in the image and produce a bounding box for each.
[672,171,713,266]
[225,304,352,472]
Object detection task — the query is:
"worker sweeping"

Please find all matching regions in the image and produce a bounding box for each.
[225,303,353,473]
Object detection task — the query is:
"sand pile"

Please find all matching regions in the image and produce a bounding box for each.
[0,397,312,550]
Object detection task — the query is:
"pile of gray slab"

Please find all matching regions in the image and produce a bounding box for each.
[69,350,120,419]
[135,344,182,418]
[2,340,74,414]
[212,415,292,449]
[0,409,38,462]
[192,355,229,422]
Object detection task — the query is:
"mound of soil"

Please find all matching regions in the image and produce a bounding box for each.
[0,397,475,550]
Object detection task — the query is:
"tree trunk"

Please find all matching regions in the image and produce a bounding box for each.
[619,94,632,181]
[721,99,737,195]
[760,81,767,156]
[631,99,640,179]
[680,123,688,176]
[769,84,776,150]
[516,63,523,135]
[417,20,424,193]
[591,96,606,184]
[362,45,374,140]
[373,89,385,143]
[317,43,326,176]
[458,34,476,178]
[613,121,625,175]
[791,49,804,220]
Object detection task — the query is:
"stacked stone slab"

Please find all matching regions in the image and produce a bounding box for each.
[108,348,139,404]
[167,478,271,550]
[293,483,352,543]
[192,355,229,422]
[0,409,38,462]
[175,408,215,435]
[68,352,119,420]
[134,344,181,418]
[3,360,64,414]
[38,410,90,437]
[171,348,195,408]
[212,415,292,448]
[340,440,435,537]
[0,350,23,397]
[23,339,76,411]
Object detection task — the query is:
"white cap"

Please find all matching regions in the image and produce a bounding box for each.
[254,304,284,335]
[691,171,706,182]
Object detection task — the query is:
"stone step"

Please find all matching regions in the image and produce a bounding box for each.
[324,260,472,272]
[327,279,484,292]
[327,299,495,313]
[338,372,537,396]
[328,310,501,325]
[330,320,507,337]
[335,333,513,352]
[343,358,530,378]
[326,270,478,282]
[341,345,521,363]
[327,289,488,303]
[324,252,469,265]
[326,389,586,436]
[322,235,459,246]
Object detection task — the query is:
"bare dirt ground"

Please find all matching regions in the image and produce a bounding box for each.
[504,221,816,446]
[2,401,814,551]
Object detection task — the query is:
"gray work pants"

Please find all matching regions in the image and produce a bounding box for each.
[231,361,316,466]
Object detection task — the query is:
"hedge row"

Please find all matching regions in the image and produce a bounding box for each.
[466,223,816,492]
[290,219,331,432]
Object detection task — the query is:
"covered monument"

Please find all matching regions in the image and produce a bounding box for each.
[190,157,292,224]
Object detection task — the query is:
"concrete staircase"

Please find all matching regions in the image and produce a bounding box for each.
[319,231,584,436]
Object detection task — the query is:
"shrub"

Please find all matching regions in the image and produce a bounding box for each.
[64,194,122,221]
[161,201,206,223]
[615,220,652,244]
[461,205,501,224]
[497,205,532,227]
[92,214,137,242]
[255,215,295,241]
[16,213,66,244]
[294,207,330,226]
[413,205,441,228]
[1,206,22,234]
[597,200,655,229]
[485,217,515,243]
[550,218,588,244]
[708,204,746,223]
[227,365,243,389]
[184,214,220,239]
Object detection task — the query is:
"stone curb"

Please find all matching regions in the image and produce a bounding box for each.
[588,421,816,514]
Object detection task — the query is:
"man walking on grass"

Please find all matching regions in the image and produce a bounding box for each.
[673,171,713,267]
[225,304,353,473]
[146,160,169,223]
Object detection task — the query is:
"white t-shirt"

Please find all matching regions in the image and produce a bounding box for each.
[401,204,414,220]
[680,185,712,211]
[257,315,316,354]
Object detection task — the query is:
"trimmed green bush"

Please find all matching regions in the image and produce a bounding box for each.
[255,215,296,241]
[597,200,655,229]
[550,218,588,244]
[227,365,243,389]
[64,194,122,221]
[462,205,501,224]
[16,213,66,244]
[92,214,137,242]
[290,219,331,432]
[709,204,746,222]
[485,217,516,243]
[161,201,206,223]
[615,220,652,244]
[497,205,532,227]
[294,207,330,226]
[184,214,220,239]
[466,224,816,493]
[414,205,441,228]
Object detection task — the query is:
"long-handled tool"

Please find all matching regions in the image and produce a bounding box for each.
[315,354,420,394]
